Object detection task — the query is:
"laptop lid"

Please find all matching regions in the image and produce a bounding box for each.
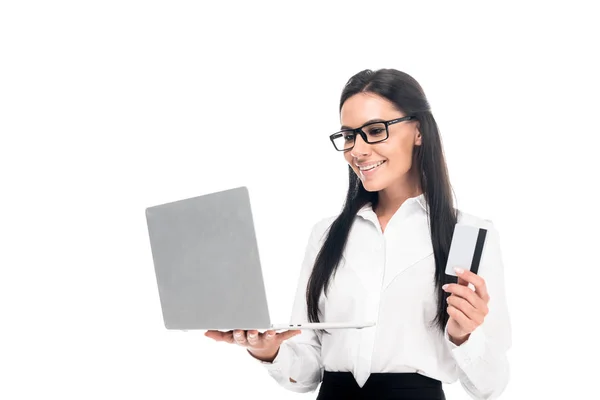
[145,186,272,330]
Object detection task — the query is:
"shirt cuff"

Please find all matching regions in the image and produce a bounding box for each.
[445,324,486,369]
[251,342,293,374]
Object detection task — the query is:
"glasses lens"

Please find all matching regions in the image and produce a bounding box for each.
[331,122,388,151]
[332,130,355,151]
[364,122,387,142]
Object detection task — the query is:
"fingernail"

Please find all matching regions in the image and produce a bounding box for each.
[248,334,256,339]
[454,267,464,274]
[442,284,448,290]
[234,332,242,337]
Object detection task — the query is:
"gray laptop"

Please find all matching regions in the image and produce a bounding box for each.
[145,186,375,331]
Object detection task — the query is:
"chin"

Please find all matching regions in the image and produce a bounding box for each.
[360,180,385,192]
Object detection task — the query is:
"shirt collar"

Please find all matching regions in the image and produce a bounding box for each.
[356,193,428,219]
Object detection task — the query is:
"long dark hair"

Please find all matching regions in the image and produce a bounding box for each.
[306,69,458,334]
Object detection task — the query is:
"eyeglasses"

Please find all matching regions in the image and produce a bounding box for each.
[329,116,417,152]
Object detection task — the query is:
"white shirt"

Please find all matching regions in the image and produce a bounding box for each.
[259,194,512,400]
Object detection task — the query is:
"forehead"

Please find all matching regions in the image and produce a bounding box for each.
[340,93,400,127]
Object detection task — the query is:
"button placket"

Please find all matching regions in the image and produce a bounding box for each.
[353,229,386,386]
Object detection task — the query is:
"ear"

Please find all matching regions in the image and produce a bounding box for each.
[413,120,422,146]
[415,129,422,146]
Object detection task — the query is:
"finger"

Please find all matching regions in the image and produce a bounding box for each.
[443,284,488,313]
[205,330,233,343]
[247,330,259,346]
[447,305,477,333]
[277,329,302,342]
[233,330,248,346]
[443,283,475,300]
[455,268,490,302]
[221,331,235,344]
[447,295,484,324]
[204,330,222,340]
[263,330,276,343]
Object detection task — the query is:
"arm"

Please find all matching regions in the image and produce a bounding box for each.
[444,223,512,399]
[253,221,327,393]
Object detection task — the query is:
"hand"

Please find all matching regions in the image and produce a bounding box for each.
[443,267,490,346]
[204,329,301,362]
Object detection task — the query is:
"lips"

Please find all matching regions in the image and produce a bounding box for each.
[357,160,386,171]
[357,160,386,178]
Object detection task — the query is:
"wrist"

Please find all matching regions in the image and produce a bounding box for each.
[247,347,280,363]
[449,333,470,346]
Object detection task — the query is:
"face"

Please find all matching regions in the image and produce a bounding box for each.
[340,92,422,193]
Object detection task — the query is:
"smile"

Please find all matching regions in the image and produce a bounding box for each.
[358,160,386,171]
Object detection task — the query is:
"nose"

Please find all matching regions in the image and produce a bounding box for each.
[350,133,371,157]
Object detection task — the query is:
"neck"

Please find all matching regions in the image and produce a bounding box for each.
[374,169,422,217]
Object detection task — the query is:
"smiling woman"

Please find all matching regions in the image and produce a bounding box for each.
[339,99,421,194]
[205,69,512,400]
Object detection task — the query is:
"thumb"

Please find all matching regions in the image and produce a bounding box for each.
[277,329,302,342]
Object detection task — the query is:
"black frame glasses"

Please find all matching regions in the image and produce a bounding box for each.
[329,115,417,152]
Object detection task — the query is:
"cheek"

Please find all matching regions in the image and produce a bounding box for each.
[344,153,354,167]
[385,143,415,169]
[384,141,413,161]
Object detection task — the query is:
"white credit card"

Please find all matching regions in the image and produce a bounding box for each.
[445,223,488,276]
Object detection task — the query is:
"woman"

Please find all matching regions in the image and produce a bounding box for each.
[206,69,512,400]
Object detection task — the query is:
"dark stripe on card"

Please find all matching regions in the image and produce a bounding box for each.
[470,228,487,274]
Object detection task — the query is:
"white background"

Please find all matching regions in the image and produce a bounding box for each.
[1,1,598,399]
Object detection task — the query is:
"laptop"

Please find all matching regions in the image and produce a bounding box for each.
[145,186,375,331]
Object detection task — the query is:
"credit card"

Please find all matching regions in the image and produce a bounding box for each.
[445,223,488,276]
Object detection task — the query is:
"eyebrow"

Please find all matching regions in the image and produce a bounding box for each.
[340,118,386,130]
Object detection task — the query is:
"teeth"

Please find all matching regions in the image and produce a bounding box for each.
[358,161,385,171]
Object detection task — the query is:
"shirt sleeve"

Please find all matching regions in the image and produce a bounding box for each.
[444,222,512,400]
[252,220,328,393]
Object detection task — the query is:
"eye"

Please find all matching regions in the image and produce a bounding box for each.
[342,132,355,142]
[367,127,385,136]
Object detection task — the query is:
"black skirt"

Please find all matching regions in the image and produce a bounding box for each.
[317,371,446,400]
